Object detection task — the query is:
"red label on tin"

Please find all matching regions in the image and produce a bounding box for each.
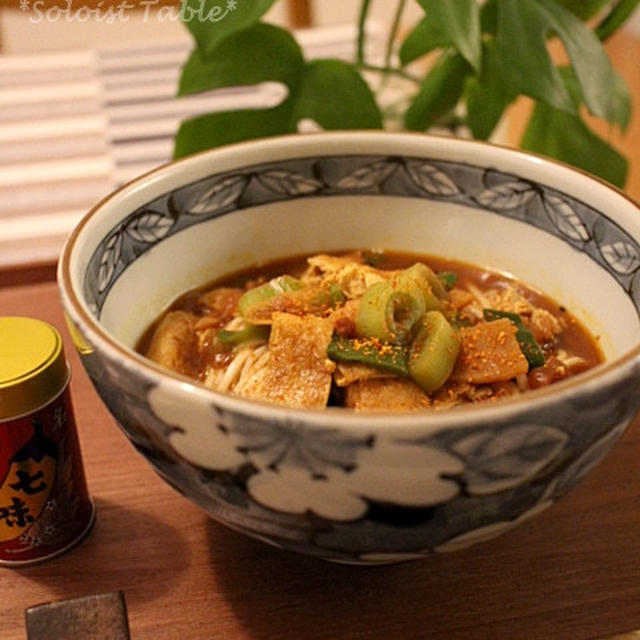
[0,386,93,565]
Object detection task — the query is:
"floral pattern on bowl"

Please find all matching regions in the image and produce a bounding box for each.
[75,324,639,563]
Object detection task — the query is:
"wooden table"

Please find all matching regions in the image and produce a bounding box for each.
[1,280,640,640]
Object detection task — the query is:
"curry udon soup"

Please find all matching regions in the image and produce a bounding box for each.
[139,251,603,412]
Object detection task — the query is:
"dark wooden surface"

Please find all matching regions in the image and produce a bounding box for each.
[0,262,58,289]
[1,279,640,640]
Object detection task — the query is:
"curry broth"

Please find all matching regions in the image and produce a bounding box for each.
[138,250,603,409]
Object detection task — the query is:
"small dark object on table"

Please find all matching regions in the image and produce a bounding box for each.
[25,591,130,640]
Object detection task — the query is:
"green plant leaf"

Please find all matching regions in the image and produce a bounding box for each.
[398,17,451,66]
[496,0,573,114]
[610,71,633,131]
[173,103,293,159]
[497,0,628,126]
[480,0,499,35]
[536,0,630,126]
[174,58,383,158]
[289,59,383,130]
[596,0,640,41]
[178,22,305,96]
[466,43,517,139]
[559,62,632,132]
[552,0,610,20]
[404,53,471,131]
[182,0,277,56]
[521,101,628,187]
[415,0,482,72]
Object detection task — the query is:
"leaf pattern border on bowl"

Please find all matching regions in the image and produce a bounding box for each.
[83,154,640,316]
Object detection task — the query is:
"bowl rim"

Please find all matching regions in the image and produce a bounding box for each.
[58,131,640,431]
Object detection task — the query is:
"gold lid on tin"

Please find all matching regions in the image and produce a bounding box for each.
[0,317,69,420]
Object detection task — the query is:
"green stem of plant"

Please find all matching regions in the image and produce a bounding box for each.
[357,0,373,65]
[357,63,421,84]
[385,0,408,69]
[595,0,640,41]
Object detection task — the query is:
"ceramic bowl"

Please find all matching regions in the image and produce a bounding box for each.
[58,132,640,564]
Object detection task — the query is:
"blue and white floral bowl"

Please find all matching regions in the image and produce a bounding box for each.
[58,132,640,564]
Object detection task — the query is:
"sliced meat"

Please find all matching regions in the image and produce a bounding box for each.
[484,287,534,315]
[528,308,564,342]
[448,288,475,310]
[329,298,359,337]
[306,252,364,275]
[195,287,243,329]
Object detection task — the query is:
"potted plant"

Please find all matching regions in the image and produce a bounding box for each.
[174,0,638,188]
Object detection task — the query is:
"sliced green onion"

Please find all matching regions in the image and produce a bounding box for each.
[438,271,459,290]
[356,281,422,344]
[270,275,303,293]
[406,263,448,299]
[408,311,460,392]
[327,334,409,377]
[393,273,426,316]
[482,308,545,368]
[217,324,270,347]
[329,284,346,306]
[395,263,446,311]
[237,276,303,317]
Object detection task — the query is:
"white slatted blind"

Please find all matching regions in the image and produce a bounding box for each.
[0,22,384,267]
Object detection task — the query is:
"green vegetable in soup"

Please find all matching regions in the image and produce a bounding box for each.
[237,275,303,317]
[329,283,346,306]
[217,324,270,347]
[327,334,410,377]
[355,281,422,345]
[408,311,460,392]
[404,263,448,298]
[394,263,445,313]
[437,271,459,290]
